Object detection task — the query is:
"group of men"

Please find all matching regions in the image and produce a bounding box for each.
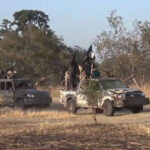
[60,46,100,90]
[0,67,17,79]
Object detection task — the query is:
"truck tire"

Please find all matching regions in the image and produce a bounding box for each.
[16,99,25,109]
[66,100,77,114]
[130,106,143,114]
[103,100,115,116]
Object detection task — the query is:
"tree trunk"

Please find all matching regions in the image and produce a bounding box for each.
[133,77,141,89]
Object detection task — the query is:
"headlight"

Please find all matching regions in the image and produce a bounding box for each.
[27,94,35,98]
[117,94,124,99]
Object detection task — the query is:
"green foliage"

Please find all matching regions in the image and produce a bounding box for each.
[84,80,100,106]
[0,10,86,86]
[69,46,86,64]
[13,10,50,31]
[85,80,99,91]
[0,19,12,35]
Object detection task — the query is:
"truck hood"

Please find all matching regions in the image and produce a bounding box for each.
[106,88,141,94]
[17,89,50,98]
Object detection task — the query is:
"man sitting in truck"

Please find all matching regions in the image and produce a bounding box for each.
[7,67,17,79]
[91,65,100,79]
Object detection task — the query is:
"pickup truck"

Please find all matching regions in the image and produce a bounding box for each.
[0,79,52,109]
[60,78,149,116]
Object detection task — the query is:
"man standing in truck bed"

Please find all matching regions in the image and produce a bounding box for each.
[68,56,78,89]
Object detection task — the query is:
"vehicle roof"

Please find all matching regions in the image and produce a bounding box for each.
[0,79,30,82]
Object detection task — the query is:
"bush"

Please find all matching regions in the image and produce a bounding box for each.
[84,80,100,106]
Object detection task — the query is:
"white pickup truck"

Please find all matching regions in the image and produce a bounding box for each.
[60,78,149,116]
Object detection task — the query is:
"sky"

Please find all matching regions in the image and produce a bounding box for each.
[0,0,150,49]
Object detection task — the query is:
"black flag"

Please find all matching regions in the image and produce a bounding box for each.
[86,44,95,60]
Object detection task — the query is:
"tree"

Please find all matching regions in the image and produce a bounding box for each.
[69,46,87,63]
[0,19,12,33]
[0,10,86,86]
[95,11,150,87]
[12,10,50,32]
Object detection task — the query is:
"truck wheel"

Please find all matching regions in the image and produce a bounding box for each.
[66,100,77,114]
[16,99,25,109]
[130,106,143,114]
[103,100,115,116]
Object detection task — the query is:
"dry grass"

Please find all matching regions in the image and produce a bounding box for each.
[136,124,150,135]
[0,105,150,149]
[0,85,150,149]
[0,120,150,150]
[0,107,75,120]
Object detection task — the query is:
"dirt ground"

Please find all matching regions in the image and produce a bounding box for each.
[0,95,150,150]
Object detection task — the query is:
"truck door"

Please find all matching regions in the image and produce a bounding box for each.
[3,81,14,106]
[0,81,6,106]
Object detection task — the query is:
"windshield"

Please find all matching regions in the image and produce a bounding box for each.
[15,80,33,89]
[100,79,127,89]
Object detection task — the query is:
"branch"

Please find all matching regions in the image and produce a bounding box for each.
[124,74,134,83]
[133,77,141,89]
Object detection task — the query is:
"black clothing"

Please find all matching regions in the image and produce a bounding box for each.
[83,56,94,78]
[68,57,78,89]
[60,68,66,86]
[0,70,6,79]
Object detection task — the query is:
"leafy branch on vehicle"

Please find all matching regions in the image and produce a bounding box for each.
[84,80,100,124]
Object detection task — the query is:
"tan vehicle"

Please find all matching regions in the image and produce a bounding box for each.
[0,79,52,109]
[60,78,149,116]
